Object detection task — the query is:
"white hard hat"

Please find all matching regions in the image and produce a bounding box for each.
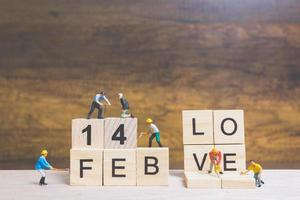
[118,93,123,98]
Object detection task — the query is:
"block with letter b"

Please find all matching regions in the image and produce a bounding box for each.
[104,118,137,149]
[72,118,104,149]
[136,147,169,186]
[213,110,245,144]
[103,149,136,186]
[70,149,103,186]
[182,110,214,145]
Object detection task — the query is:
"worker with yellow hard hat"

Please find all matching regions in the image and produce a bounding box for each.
[139,118,163,147]
[208,147,223,176]
[35,149,56,185]
[241,160,265,187]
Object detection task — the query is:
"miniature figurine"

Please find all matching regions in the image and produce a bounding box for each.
[139,118,163,147]
[87,91,111,119]
[118,93,134,118]
[35,149,56,185]
[241,160,265,187]
[208,147,223,177]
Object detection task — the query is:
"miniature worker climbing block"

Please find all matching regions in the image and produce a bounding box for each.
[104,118,137,149]
[72,119,104,149]
[103,149,136,186]
[183,110,253,188]
[70,149,103,186]
[136,147,169,186]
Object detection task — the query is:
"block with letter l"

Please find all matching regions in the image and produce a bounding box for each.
[136,147,169,186]
[70,149,103,186]
[72,118,104,149]
[182,110,214,145]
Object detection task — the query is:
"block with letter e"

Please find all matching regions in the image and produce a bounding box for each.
[104,118,137,149]
[70,149,103,186]
[103,149,136,186]
[213,110,245,144]
[136,147,169,186]
[182,110,214,145]
[72,118,104,149]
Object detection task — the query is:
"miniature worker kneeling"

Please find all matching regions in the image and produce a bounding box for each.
[208,147,223,176]
[35,149,56,185]
[241,160,265,187]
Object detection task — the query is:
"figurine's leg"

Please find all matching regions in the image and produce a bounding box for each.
[38,170,46,185]
[155,133,163,147]
[87,102,96,119]
[256,173,262,187]
[148,134,155,147]
[208,161,213,173]
[97,105,104,119]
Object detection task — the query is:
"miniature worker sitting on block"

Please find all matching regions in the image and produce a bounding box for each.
[35,149,56,185]
[241,160,265,187]
[87,91,111,119]
[139,118,163,147]
[208,147,223,176]
[118,93,134,118]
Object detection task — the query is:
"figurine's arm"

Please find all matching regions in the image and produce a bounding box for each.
[41,157,53,170]
[104,96,111,106]
[240,169,250,175]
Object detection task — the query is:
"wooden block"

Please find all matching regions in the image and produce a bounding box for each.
[215,144,246,172]
[104,118,137,149]
[221,173,256,189]
[213,110,245,144]
[182,110,214,144]
[184,172,221,188]
[70,149,103,186]
[103,149,136,186]
[136,147,169,186]
[72,118,104,149]
[184,145,213,172]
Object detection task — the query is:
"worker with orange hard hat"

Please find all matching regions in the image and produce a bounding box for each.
[208,147,223,176]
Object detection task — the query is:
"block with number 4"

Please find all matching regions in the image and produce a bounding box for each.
[72,119,104,149]
[104,118,137,149]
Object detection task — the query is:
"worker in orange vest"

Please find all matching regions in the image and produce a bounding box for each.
[208,147,223,176]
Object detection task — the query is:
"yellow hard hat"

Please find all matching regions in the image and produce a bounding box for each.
[146,118,153,123]
[41,149,48,156]
[212,147,218,153]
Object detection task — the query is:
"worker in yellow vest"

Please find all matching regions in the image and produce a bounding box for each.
[241,160,265,187]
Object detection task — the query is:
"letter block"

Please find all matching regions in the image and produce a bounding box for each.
[184,145,213,172]
[103,149,136,186]
[70,149,103,186]
[136,147,169,186]
[221,173,255,189]
[72,119,104,149]
[215,144,246,172]
[213,110,245,144]
[182,110,214,145]
[104,118,137,149]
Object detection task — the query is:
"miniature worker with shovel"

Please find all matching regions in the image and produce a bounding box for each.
[139,118,163,147]
[208,147,223,177]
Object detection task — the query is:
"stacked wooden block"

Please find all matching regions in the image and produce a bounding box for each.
[182,110,255,188]
[70,118,169,186]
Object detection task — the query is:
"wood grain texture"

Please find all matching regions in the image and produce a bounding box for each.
[184,172,221,188]
[221,173,256,189]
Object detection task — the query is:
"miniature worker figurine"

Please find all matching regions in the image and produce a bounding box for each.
[35,149,55,185]
[139,118,163,147]
[208,147,223,176]
[241,160,265,187]
[118,93,134,118]
[87,91,111,119]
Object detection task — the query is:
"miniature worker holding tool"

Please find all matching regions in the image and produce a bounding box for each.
[87,91,111,119]
[139,118,163,147]
[35,149,56,185]
[208,147,223,176]
[241,160,265,187]
[118,93,134,118]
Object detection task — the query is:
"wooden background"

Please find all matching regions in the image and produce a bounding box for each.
[0,0,299,169]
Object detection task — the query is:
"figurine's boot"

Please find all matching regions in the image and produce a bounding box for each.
[39,177,44,185]
[157,141,163,147]
[42,177,48,185]
[261,180,264,184]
